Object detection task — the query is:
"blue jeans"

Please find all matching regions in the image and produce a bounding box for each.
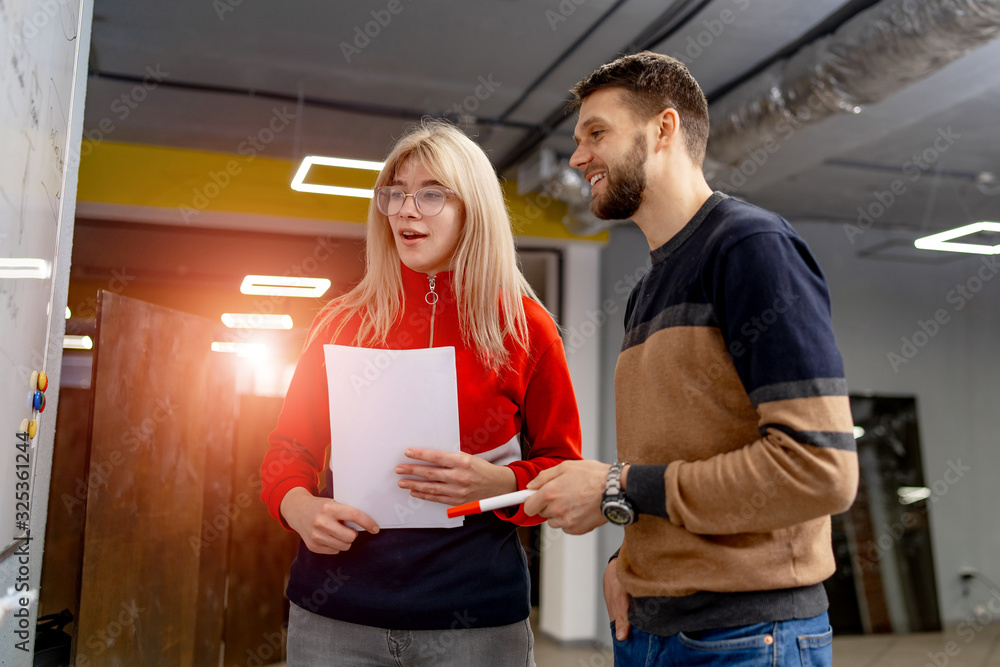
[611,612,832,666]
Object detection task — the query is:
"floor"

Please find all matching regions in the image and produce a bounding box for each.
[266,616,1000,666]
[532,617,1000,667]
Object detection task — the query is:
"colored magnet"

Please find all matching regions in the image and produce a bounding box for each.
[37,371,48,392]
[33,391,46,412]
[19,419,28,434]
[28,420,37,439]
[29,371,38,390]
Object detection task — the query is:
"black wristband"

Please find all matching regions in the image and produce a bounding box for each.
[625,464,669,520]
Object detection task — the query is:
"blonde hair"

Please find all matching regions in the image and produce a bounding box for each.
[307,119,540,369]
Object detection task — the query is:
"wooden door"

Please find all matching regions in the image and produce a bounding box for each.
[74,292,236,666]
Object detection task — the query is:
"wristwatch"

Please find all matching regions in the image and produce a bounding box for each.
[601,461,636,526]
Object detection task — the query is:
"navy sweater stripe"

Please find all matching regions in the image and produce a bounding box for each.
[621,303,717,350]
[760,424,857,451]
[748,378,849,406]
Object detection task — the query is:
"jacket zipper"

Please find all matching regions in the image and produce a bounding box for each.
[425,274,438,347]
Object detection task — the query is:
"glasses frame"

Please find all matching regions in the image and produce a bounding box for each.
[375,186,456,217]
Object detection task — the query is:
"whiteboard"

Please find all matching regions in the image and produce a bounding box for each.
[0,0,92,559]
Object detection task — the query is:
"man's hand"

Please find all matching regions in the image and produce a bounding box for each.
[280,487,379,554]
[395,448,517,506]
[523,460,610,534]
[604,559,631,640]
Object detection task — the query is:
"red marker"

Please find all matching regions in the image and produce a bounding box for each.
[447,490,537,518]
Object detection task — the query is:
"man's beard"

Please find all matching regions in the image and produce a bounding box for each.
[592,133,647,221]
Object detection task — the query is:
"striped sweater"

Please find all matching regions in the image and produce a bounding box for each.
[616,192,859,636]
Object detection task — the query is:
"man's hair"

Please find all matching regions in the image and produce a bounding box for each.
[570,51,709,166]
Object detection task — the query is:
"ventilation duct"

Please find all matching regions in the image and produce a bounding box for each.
[516,148,628,236]
[706,0,1000,169]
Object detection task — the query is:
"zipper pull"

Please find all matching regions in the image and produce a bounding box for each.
[425,275,438,305]
[426,274,438,347]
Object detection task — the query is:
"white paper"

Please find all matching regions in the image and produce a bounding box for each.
[324,345,464,529]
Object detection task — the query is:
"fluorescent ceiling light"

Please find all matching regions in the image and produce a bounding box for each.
[914,222,1000,254]
[240,275,331,298]
[211,342,268,357]
[64,335,93,350]
[291,155,383,197]
[897,486,932,505]
[0,258,51,279]
[221,313,294,329]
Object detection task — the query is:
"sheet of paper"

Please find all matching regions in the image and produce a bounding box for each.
[324,345,464,529]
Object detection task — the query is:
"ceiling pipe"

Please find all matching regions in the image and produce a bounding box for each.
[706,0,1000,170]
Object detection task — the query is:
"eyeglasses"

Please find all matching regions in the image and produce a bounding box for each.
[375,186,455,217]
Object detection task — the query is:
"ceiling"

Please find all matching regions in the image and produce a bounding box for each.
[79,0,1000,272]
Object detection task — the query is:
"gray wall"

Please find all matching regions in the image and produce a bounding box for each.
[795,221,1000,626]
[594,225,652,639]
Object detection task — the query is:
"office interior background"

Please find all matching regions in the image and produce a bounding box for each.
[3,0,1000,665]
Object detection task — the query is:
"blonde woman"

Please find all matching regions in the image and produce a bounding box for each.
[260,120,582,666]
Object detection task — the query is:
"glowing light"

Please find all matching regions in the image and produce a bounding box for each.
[211,342,268,358]
[239,275,331,298]
[64,335,93,350]
[221,313,293,329]
[853,426,865,439]
[0,258,50,279]
[914,222,1000,255]
[291,155,383,197]
[897,486,931,505]
[66,306,72,319]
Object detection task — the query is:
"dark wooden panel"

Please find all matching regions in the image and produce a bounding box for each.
[192,353,237,667]
[224,394,300,667]
[39,387,92,625]
[75,292,235,666]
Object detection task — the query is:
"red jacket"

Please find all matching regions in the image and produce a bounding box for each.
[261,262,583,528]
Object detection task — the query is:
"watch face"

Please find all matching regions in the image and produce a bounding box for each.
[604,502,634,526]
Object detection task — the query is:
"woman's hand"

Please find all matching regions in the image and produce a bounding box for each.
[395,448,517,505]
[280,487,379,554]
[604,559,631,641]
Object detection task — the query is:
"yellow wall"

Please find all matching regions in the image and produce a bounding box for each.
[77,141,608,242]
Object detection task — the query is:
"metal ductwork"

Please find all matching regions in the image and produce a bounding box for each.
[516,148,628,236]
[706,0,1000,169]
